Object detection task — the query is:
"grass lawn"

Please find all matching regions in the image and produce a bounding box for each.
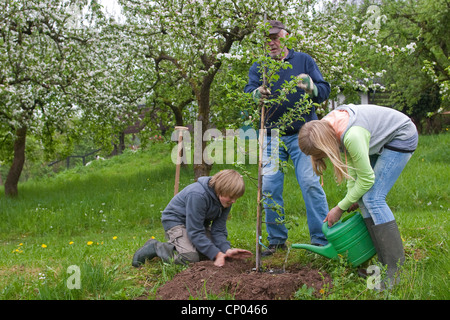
[0,134,448,300]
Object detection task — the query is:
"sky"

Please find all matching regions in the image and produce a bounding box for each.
[99,0,125,23]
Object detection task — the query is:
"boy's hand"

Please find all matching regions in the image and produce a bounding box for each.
[214,252,227,267]
[214,249,253,267]
[225,248,253,260]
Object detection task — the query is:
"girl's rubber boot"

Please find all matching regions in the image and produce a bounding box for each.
[358,217,379,278]
[371,220,405,290]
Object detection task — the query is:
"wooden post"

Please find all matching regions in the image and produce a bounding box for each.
[256,105,265,271]
[256,13,268,272]
[174,126,189,195]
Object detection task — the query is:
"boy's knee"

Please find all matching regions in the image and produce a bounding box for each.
[177,251,200,264]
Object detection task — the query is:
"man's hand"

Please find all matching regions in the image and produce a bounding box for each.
[324,205,344,227]
[251,86,271,104]
[297,73,318,97]
[214,249,253,267]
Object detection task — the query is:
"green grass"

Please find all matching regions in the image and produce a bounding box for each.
[0,135,448,300]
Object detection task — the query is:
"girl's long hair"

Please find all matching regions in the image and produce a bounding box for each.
[298,120,350,183]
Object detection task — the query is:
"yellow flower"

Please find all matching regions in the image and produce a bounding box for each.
[113,236,118,240]
[151,236,155,239]
[87,241,93,246]
[319,288,325,295]
[19,243,23,246]
[41,244,47,248]
[69,241,74,245]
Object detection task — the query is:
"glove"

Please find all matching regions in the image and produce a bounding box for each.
[297,73,318,97]
[251,86,271,104]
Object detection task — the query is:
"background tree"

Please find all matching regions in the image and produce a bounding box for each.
[369,0,449,132]
[120,0,261,178]
[0,0,138,197]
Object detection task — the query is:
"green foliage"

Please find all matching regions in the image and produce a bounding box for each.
[371,0,449,128]
[3,0,433,196]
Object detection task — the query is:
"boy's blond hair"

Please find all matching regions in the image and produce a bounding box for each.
[209,169,245,199]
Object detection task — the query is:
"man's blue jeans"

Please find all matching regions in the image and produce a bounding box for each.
[358,149,413,225]
[262,133,328,246]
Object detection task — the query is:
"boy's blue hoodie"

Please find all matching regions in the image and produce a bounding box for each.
[161,177,231,260]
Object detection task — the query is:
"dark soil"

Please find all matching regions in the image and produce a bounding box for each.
[155,259,331,300]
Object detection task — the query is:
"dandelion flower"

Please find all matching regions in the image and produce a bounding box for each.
[113,236,118,240]
[69,241,74,245]
[41,244,47,248]
[87,241,93,246]
[319,288,325,295]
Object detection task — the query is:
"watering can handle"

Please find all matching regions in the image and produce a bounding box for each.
[322,221,330,236]
[322,211,358,235]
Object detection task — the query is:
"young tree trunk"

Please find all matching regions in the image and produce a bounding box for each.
[5,126,27,197]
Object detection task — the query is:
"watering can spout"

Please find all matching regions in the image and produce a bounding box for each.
[291,243,338,259]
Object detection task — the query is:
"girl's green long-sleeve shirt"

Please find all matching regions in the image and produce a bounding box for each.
[330,104,418,211]
[338,126,374,210]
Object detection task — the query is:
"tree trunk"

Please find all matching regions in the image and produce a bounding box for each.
[5,126,27,197]
[193,109,212,180]
[193,78,213,180]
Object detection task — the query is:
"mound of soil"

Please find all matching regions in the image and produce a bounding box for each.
[155,260,331,300]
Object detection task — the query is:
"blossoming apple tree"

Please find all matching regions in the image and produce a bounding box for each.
[118,0,413,179]
[1,0,417,197]
[0,0,140,196]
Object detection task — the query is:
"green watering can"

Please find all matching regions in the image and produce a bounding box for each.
[292,212,376,267]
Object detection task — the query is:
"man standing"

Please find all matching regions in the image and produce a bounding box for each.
[244,20,330,255]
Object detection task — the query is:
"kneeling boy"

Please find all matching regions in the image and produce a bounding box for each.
[132,169,252,267]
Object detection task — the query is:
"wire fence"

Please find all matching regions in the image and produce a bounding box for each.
[47,148,102,170]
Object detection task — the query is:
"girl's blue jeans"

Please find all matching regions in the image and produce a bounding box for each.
[358,149,413,225]
[262,133,329,246]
